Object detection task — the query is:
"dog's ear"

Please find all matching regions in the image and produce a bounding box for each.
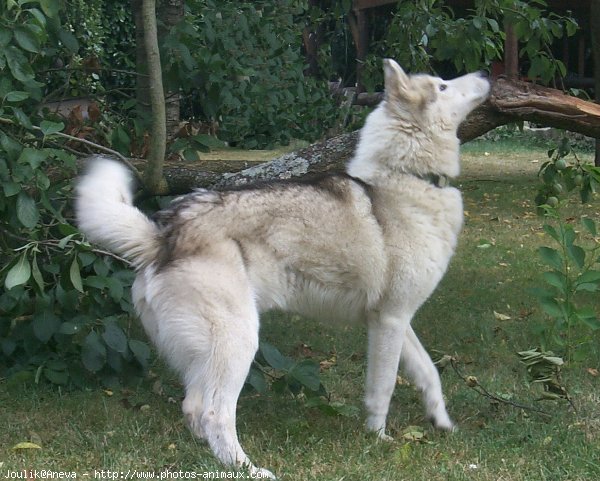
[383,59,411,103]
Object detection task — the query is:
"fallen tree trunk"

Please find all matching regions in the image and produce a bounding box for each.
[152,77,600,193]
[489,77,600,138]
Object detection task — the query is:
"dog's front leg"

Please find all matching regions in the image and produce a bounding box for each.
[364,312,409,441]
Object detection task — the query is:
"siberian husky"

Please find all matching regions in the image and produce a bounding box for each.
[76,59,490,477]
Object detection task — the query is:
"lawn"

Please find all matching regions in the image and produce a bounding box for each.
[1,138,599,480]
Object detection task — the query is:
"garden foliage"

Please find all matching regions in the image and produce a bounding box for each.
[533,139,600,362]
[0,1,149,387]
[360,0,577,90]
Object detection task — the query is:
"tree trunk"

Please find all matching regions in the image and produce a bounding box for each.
[132,0,150,119]
[158,0,184,140]
[487,77,600,139]
[141,0,168,194]
[591,0,600,166]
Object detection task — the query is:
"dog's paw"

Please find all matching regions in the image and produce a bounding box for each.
[366,423,394,442]
[377,431,394,442]
[248,464,276,480]
[429,416,456,433]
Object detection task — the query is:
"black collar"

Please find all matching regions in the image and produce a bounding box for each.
[415,173,449,188]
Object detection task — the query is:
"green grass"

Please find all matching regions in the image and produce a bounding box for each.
[2,139,600,480]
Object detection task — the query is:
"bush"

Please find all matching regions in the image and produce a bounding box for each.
[532,139,600,362]
[166,0,339,148]
[0,1,150,388]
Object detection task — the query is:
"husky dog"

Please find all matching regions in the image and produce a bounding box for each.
[76,59,489,477]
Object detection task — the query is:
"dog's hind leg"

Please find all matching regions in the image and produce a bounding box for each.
[180,296,276,478]
[152,256,275,478]
[400,326,454,431]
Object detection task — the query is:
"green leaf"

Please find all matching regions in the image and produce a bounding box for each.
[182,148,201,161]
[105,277,124,302]
[39,120,64,136]
[260,341,293,370]
[538,246,563,271]
[26,8,47,27]
[0,26,12,47]
[31,253,45,292]
[192,134,226,150]
[3,181,21,197]
[14,25,41,53]
[542,224,559,242]
[84,276,107,290]
[16,191,39,228]
[44,368,68,385]
[582,217,597,236]
[576,283,598,292]
[5,91,30,102]
[567,245,585,269]
[289,359,321,391]
[542,270,566,294]
[18,147,47,169]
[69,257,84,293]
[12,107,33,129]
[129,340,151,369]
[487,18,500,33]
[4,45,35,83]
[82,331,106,372]
[246,367,268,393]
[5,253,31,290]
[33,311,61,343]
[577,270,600,285]
[93,258,109,277]
[102,322,128,354]
[1,338,17,357]
[58,322,81,335]
[78,251,96,267]
[539,297,564,319]
[39,0,59,17]
[0,130,24,160]
[325,401,360,417]
[582,317,600,330]
[58,233,76,250]
[563,225,576,249]
[58,29,79,53]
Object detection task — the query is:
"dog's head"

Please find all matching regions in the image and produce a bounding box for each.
[347,59,490,184]
[383,59,490,133]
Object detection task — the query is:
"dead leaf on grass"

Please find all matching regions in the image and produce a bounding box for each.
[319,352,337,371]
[402,426,425,442]
[12,442,42,450]
[494,311,512,321]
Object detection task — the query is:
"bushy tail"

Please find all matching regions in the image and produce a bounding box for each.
[75,156,160,269]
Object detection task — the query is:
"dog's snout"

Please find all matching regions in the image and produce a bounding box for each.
[477,70,489,79]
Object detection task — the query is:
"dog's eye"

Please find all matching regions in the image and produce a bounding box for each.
[439,84,448,92]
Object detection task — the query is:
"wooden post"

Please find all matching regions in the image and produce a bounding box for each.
[357,9,368,92]
[504,21,519,79]
[578,35,586,78]
[349,7,369,92]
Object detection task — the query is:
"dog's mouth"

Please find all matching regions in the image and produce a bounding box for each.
[477,72,492,98]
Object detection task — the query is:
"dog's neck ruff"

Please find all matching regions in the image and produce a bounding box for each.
[414,172,449,188]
